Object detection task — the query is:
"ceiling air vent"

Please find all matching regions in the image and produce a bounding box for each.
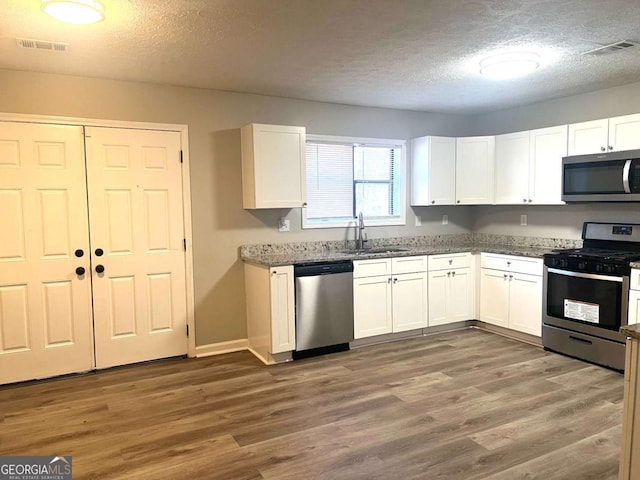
[16,38,69,52]
[583,40,638,56]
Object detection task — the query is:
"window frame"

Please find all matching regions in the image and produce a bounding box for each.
[302,134,406,229]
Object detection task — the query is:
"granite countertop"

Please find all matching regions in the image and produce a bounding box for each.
[621,324,640,340]
[240,234,561,267]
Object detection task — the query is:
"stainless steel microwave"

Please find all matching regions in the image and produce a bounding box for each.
[562,149,640,202]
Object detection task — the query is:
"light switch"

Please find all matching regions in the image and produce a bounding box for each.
[520,214,527,226]
[415,215,422,226]
[442,214,448,225]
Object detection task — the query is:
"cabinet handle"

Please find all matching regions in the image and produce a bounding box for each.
[507,261,511,266]
[272,271,277,276]
[75,266,85,276]
[456,200,460,204]
[528,199,532,203]
[393,277,398,284]
[452,271,456,276]
[503,274,508,279]
[302,202,307,207]
[95,264,105,274]
[608,145,613,150]
[601,146,606,152]
[431,200,435,204]
[388,277,392,283]
[447,272,451,277]
[523,198,527,203]
[509,274,513,280]
[449,259,453,265]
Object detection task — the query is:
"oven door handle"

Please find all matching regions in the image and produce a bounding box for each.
[547,268,624,283]
[623,159,632,193]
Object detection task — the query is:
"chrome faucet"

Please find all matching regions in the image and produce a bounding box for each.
[356,211,368,250]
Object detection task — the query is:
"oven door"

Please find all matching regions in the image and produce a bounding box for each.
[543,267,628,342]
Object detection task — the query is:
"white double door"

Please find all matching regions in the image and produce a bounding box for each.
[0,122,188,384]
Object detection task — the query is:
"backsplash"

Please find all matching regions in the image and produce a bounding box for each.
[240,233,581,256]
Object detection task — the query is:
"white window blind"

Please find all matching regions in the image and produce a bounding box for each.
[303,136,405,229]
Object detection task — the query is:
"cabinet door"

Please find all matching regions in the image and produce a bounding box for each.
[354,276,393,338]
[392,272,428,332]
[428,270,449,326]
[495,131,531,204]
[508,273,543,337]
[567,119,608,155]
[608,113,640,152]
[529,125,568,205]
[629,290,640,326]
[270,266,295,353]
[448,268,474,322]
[456,136,495,205]
[241,124,306,209]
[411,136,456,206]
[479,269,509,328]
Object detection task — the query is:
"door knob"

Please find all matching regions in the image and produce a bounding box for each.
[75,249,84,258]
[75,267,85,275]
[95,248,104,257]
[95,265,105,274]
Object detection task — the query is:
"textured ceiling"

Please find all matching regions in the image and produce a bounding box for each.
[1,0,640,113]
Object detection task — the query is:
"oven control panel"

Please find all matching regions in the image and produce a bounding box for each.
[544,256,630,276]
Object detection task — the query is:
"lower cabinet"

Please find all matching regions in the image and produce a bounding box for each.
[353,257,428,339]
[479,253,543,337]
[629,269,640,326]
[244,263,295,363]
[427,253,474,327]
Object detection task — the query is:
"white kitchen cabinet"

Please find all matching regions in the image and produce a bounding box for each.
[479,269,511,328]
[245,263,295,363]
[411,136,456,206]
[241,123,306,209]
[353,256,428,339]
[529,125,568,205]
[494,126,567,205]
[479,253,543,337]
[495,131,531,204]
[427,253,474,327]
[629,269,640,326]
[455,136,495,205]
[354,275,393,338]
[568,114,640,155]
[628,290,640,326]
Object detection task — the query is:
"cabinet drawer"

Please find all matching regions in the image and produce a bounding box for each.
[481,253,542,276]
[391,256,428,274]
[428,252,471,271]
[631,269,640,291]
[353,258,392,278]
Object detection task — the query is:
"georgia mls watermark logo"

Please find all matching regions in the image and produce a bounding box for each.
[0,456,72,480]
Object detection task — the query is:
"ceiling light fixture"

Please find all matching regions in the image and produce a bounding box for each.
[479,52,540,80]
[41,0,105,24]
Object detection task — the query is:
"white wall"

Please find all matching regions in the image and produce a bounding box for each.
[0,69,473,346]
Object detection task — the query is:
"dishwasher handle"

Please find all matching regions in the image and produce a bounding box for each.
[294,260,353,277]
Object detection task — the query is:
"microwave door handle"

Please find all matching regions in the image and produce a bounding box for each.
[623,159,632,193]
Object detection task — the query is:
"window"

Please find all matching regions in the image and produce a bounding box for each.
[303,134,406,229]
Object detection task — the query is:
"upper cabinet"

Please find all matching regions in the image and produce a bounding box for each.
[241,123,306,209]
[568,113,640,155]
[494,126,568,205]
[494,131,530,204]
[411,136,456,206]
[456,136,495,205]
[529,125,568,205]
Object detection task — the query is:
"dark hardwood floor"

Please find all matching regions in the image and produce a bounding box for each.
[0,329,624,479]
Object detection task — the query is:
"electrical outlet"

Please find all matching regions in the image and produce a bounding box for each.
[278,217,290,232]
[442,214,448,225]
[415,215,422,226]
[520,214,527,226]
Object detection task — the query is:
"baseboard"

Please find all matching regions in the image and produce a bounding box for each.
[195,339,248,357]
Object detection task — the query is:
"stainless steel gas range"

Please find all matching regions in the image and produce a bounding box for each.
[542,222,640,371]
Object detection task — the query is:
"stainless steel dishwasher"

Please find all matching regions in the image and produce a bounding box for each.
[293,260,354,359]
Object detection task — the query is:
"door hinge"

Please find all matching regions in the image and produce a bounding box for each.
[186,324,189,337]
[183,238,186,251]
[180,150,183,163]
